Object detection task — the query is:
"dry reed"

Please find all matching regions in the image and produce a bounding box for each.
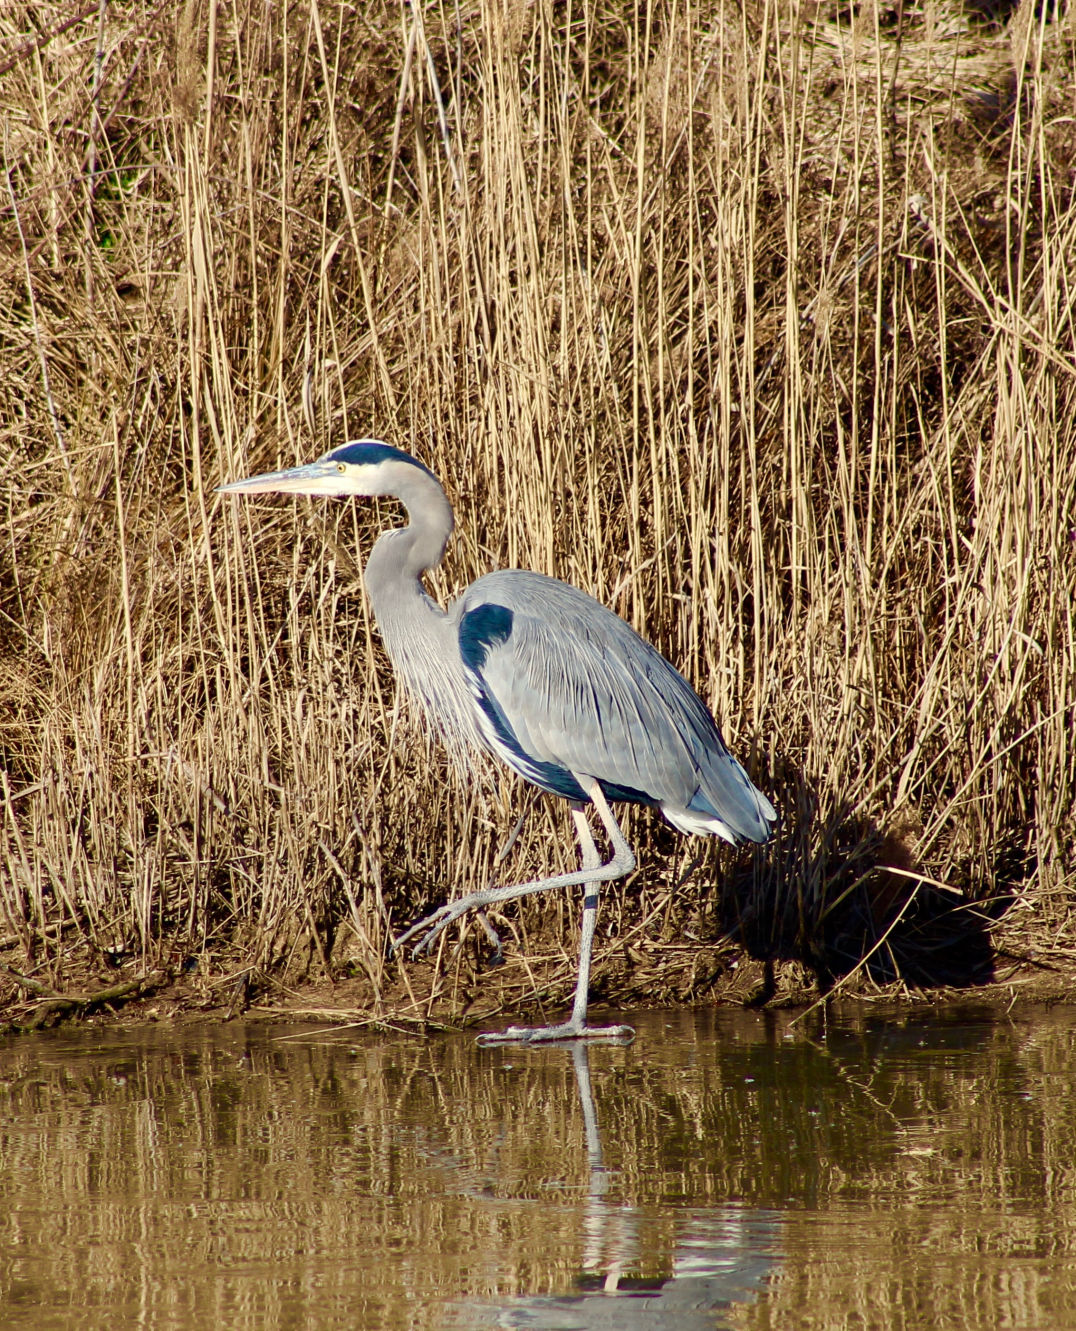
[1,0,1074,1017]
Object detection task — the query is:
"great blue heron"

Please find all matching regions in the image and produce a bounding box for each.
[218,440,775,1043]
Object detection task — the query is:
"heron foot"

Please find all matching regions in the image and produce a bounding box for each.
[392,896,482,957]
[476,1021,635,1046]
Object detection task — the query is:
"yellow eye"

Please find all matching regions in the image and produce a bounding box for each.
[336,462,346,473]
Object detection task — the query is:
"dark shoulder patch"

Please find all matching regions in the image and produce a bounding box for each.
[458,603,514,672]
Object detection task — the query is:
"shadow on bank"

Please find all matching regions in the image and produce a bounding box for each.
[719,781,1026,1000]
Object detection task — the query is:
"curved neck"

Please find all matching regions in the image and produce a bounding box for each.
[359,465,483,761]
[364,466,454,601]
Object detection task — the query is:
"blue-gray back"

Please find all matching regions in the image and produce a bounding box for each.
[452,569,773,843]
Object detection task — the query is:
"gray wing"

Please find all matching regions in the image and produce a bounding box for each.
[452,570,775,844]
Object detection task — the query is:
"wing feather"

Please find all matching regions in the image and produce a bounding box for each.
[453,570,774,843]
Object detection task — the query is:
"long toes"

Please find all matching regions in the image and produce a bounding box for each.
[411,929,442,956]
[476,1022,635,1046]
[393,911,446,954]
[396,898,487,957]
[392,918,425,948]
[410,912,459,956]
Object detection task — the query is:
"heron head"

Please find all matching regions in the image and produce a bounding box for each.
[217,439,437,499]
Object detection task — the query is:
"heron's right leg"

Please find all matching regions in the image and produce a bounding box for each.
[567,805,603,1029]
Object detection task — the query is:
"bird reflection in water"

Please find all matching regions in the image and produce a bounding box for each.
[444,1040,780,1327]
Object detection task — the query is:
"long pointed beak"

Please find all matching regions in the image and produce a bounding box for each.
[216,457,346,497]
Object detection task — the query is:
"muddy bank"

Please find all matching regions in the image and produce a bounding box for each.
[3,939,1072,1035]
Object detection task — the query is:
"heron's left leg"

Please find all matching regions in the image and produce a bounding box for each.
[393,778,635,965]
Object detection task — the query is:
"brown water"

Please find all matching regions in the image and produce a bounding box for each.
[0,1004,1074,1329]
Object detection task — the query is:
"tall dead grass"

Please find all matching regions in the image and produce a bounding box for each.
[1,0,1074,1011]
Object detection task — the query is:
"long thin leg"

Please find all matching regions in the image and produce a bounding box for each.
[394,778,635,956]
[568,803,603,1029]
[395,775,635,1044]
[478,789,634,1044]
